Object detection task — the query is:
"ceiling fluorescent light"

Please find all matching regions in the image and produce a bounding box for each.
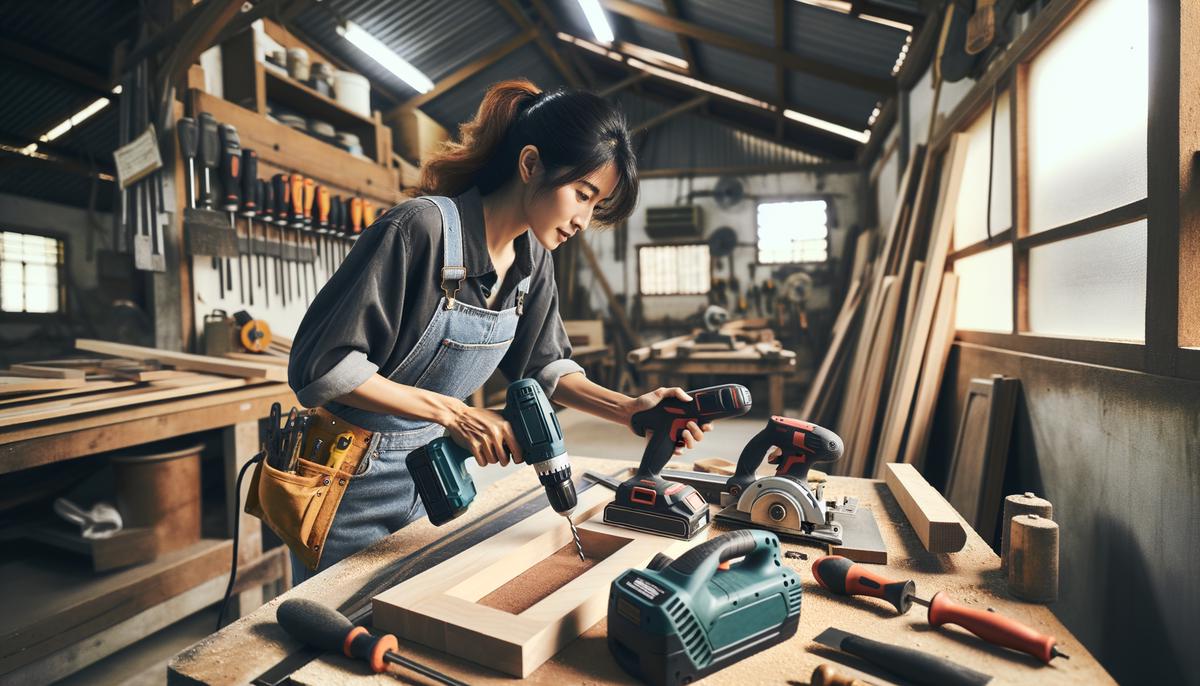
[338,21,433,94]
[578,0,615,43]
[19,85,122,156]
[860,14,913,32]
[783,109,870,143]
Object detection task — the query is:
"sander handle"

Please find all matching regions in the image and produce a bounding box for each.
[663,529,779,596]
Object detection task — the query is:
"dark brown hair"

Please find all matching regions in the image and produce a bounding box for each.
[419,79,638,225]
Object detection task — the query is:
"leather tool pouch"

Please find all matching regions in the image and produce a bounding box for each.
[245,408,378,571]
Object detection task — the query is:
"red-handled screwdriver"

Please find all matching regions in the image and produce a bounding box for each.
[276,599,467,685]
[812,555,1069,664]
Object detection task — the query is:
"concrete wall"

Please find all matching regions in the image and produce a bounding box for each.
[927,343,1199,685]
[579,170,863,328]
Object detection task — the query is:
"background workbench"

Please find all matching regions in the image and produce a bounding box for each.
[0,383,295,684]
[170,455,1113,685]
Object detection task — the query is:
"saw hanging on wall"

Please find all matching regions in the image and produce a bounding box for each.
[940,0,1025,82]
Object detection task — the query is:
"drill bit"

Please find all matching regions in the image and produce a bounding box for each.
[567,516,585,561]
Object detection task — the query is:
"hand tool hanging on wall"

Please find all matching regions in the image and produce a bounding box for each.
[407,378,585,560]
[198,112,225,299]
[607,530,800,686]
[239,148,258,306]
[273,173,292,305]
[259,178,276,306]
[813,628,991,686]
[218,123,242,301]
[303,176,317,302]
[276,599,468,685]
[316,184,330,284]
[603,384,752,540]
[328,196,342,275]
[255,177,270,306]
[812,555,1068,663]
[289,174,305,303]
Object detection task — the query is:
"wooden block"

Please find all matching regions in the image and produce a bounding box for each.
[74,339,286,381]
[692,457,736,476]
[373,486,700,677]
[7,365,87,379]
[27,524,158,572]
[882,462,967,553]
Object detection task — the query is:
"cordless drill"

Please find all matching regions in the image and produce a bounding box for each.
[603,384,752,540]
[406,378,584,558]
[726,416,844,497]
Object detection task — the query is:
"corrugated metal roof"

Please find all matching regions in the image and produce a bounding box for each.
[691,44,776,103]
[789,3,907,78]
[2,0,133,69]
[0,165,112,212]
[617,92,825,169]
[0,64,101,141]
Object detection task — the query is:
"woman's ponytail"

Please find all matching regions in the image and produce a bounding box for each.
[418,80,541,197]
[418,79,638,225]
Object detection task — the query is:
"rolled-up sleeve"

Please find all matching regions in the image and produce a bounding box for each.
[287,209,413,408]
[500,252,585,399]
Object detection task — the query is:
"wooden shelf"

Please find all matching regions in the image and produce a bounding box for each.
[263,65,374,131]
[0,538,233,675]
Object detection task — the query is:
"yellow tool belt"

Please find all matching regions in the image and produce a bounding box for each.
[245,408,378,570]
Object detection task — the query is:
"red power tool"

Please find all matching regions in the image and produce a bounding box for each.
[715,416,853,545]
[603,384,752,539]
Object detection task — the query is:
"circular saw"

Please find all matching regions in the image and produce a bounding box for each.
[715,416,854,546]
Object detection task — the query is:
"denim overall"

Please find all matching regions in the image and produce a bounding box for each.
[291,196,531,583]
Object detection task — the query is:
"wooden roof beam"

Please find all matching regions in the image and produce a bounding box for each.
[498,0,585,88]
[600,0,893,95]
[630,95,708,134]
[0,39,115,99]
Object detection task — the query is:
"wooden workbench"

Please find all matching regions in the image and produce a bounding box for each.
[169,456,1113,685]
[0,383,296,684]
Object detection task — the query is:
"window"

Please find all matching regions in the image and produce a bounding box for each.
[1,231,64,314]
[756,200,829,264]
[638,243,710,295]
[947,0,1149,344]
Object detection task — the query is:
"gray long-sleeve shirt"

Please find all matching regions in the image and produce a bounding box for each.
[287,188,585,409]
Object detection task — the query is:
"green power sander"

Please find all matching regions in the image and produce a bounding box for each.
[406,378,584,558]
[608,529,801,685]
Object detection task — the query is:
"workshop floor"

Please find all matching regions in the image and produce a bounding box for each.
[55,408,768,685]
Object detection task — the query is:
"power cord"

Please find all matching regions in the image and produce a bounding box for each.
[216,451,264,631]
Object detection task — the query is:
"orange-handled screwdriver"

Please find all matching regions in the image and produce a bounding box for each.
[812,555,1069,664]
[289,174,304,228]
[350,196,364,235]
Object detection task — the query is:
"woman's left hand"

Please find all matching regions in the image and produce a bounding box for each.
[620,387,713,456]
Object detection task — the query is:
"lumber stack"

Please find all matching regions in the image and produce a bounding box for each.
[0,340,292,428]
[801,134,969,478]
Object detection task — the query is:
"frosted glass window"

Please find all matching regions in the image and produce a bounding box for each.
[1028,220,1146,341]
[954,89,1011,249]
[0,231,62,314]
[639,244,710,295]
[953,245,1012,332]
[757,200,829,263]
[1026,0,1147,233]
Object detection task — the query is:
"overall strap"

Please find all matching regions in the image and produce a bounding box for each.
[425,196,466,309]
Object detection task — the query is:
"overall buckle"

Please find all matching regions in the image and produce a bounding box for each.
[441,266,464,309]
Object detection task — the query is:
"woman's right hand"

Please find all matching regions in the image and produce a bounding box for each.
[444,405,524,467]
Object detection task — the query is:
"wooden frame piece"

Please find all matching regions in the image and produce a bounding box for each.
[900,272,959,471]
[373,486,697,677]
[945,375,1020,545]
[883,462,967,553]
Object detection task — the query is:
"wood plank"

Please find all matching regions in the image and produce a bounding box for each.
[0,380,138,408]
[883,462,967,553]
[0,376,250,429]
[74,339,286,381]
[899,273,959,472]
[845,277,901,477]
[373,485,699,677]
[7,365,86,379]
[225,352,289,365]
[0,376,86,395]
[874,134,970,467]
[800,279,862,419]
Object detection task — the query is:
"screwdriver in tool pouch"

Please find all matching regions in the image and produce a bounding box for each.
[812,555,1069,663]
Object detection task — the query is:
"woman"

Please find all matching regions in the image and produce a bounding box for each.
[287,79,710,582]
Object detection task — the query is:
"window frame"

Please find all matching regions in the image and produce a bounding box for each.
[635,241,712,297]
[753,195,833,266]
[927,0,1194,379]
[0,225,68,321]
